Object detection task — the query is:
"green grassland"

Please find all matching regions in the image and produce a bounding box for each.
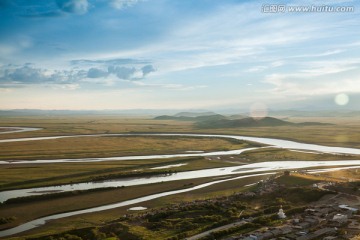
[4,173,332,240]
[0,174,267,236]
[0,116,194,139]
[231,147,360,163]
[0,115,359,239]
[0,177,213,231]
[0,135,254,161]
[0,146,356,191]
[0,157,238,190]
[274,174,320,186]
[0,115,359,148]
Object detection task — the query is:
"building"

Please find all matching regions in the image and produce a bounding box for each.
[278,205,286,219]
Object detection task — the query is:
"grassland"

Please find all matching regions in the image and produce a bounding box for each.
[302,168,360,182]
[0,174,269,236]
[231,147,360,163]
[0,135,254,161]
[0,115,359,239]
[0,157,238,190]
[0,177,217,231]
[5,173,333,240]
[274,174,320,186]
[0,147,355,191]
[0,116,194,139]
[0,115,359,148]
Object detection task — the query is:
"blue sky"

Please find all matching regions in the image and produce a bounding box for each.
[0,0,360,111]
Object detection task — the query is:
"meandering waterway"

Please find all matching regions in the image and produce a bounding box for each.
[1,128,360,237]
[1,133,360,164]
[2,160,360,203]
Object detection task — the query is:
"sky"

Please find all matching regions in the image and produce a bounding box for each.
[0,0,360,111]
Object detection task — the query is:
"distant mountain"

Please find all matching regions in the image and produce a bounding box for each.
[227,114,247,120]
[195,117,291,128]
[195,117,331,129]
[154,114,226,121]
[296,122,333,126]
[174,111,217,117]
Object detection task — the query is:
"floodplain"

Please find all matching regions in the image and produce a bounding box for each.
[0,115,359,240]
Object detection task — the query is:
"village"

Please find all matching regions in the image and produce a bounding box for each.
[226,173,360,240]
[124,171,360,240]
[232,202,360,240]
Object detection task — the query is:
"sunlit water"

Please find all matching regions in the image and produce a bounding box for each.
[150,163,188,169]
[128,206,147,211]
[0,127,42,135]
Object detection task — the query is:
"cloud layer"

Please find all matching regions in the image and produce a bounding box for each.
[56,0,89,14]
[110,0,143,10]
[0,61,156,87]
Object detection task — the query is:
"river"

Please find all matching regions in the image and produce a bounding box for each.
[0,172,275,237]
[1,133,360,164]
[2,160,360,203]
[0,127,42,135]
[1,129,360,237]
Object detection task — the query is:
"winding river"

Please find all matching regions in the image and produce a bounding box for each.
[1,127,360,237]
[1,133,360,164]
[2,160,360,203]
[0,127,42,135]
[0,172,276,237]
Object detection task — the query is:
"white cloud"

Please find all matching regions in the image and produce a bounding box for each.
[110,0,143,10]
[52,83,80,90]
[2,1,360,110]
[133,81,207,91]
[93,1,353,75]
[56,0,88,14]
[0,62,157,89]
[246,66,267,73]
[87,68,109,78]
[264,72,360,96]
[287,49,345,59]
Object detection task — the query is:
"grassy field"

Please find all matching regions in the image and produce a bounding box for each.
[0,116,359,148]
[304,168,360,181]
[0,115,359,239]
[0,177,219,231]
[274,174,320,186]
[5,173,332,240]
[0,116,194,140]
[150,174,271,203]
[0,174,269,237]
[0,135,255,161]
[231,148,360,163]
[0,157,239,190]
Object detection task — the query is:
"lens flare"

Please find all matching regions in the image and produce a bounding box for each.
[334,93,349,106]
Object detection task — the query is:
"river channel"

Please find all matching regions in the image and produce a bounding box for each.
[1,129,360,237]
